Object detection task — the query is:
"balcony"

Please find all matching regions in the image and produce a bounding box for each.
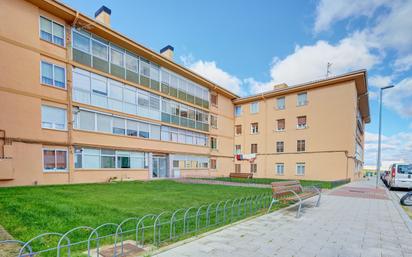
[0,157,14,180]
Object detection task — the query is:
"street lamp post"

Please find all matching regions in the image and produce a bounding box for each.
[376,85,394,188]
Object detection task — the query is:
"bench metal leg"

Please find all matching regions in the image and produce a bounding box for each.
[296,199,302,218]
[316,193,321,207]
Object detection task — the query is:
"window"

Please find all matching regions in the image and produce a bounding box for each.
[73,31,90,53]
[78,110,95,131]
[277,119,285,131]
[250,102,259,114]
[126,52,139,72]
[251,123,259,134]
[276,163,284,175]
[235,164,241,173]
[110,46,124,67]
[297,116,307,129]
[41,105,67,130]
[235,125,242,135]
[277,97,285,110]
[40,16,65,46]
[41,61,66,88]
[211,92,218,106]
[235,144,241,154]
[210,159,217,169]
[211,137,217,149]
[276,141,284,153]
[251,163,257,173]
[235,106,242,117]
[43,149,67,172]
[113,117,125,135]
[297,140,305,152]
[92,40,108,60]
[251,144,258,154]
[210,115,218,128]
[96,113,111,133]
[74,147,147,169]
[297,92,307,106]
[296,163,305,175]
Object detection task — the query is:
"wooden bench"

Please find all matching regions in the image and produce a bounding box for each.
[267,180,321,218]
[229,173,253,179]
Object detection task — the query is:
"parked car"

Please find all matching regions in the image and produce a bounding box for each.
[381,170,389,185]
[386,163,412,189]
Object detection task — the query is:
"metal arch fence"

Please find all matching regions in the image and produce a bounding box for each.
[0,193,273,257]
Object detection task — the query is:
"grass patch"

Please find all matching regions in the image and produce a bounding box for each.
[402,206,412,219]
[196,177,349,189]
[0,180,270,255]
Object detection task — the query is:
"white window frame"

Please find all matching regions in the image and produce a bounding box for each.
[235,106,242,117]
[276,97,285,110]
[250,102,259,114]
[276,163,284,175]
[40,61,66,89]
[42,148,68,172]
[296,163,305,176]
[297,92,308,106]
[297,116,307,129]
[39,16,66,47]
[41,105,67,131]
[250,123,259,134]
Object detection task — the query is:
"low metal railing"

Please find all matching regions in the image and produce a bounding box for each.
[0,193,273,257]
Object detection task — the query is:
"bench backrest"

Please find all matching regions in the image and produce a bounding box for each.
[271,181,302,198]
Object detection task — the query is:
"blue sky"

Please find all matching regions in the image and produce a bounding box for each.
[62,0,412,168]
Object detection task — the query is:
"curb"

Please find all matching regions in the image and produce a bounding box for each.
[387,189,412,234]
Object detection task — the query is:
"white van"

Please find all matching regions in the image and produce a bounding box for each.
[387,163,412,189]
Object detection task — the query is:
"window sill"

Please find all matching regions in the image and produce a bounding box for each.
[296,126,308,130]
[40,38,67,50]
[275,129,285,132]
[42,127,68,132]
[275,107,285,111]
[295,174,305,176]
[43,170,68,173]
[250,133,259,135]
[41,83,67,91]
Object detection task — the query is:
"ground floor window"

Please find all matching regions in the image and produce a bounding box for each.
[235,164,241,173]
[74,147,147,169]
[276,163,284,175]
[250,163,257,173]
[296,162,305,176]
[43,148,67,172]
[210,159,217,169]
[173,155,209,169]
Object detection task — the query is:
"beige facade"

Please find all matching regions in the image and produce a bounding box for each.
[0,0,369,187]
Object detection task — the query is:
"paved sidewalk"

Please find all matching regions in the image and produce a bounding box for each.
[154,180,412,257]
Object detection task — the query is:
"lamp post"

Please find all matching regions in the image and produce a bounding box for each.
[376,85,394,188]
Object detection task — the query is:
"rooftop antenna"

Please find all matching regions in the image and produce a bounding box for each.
[326,62,332,77]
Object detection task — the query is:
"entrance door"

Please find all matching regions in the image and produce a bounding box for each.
[152,155,168,178]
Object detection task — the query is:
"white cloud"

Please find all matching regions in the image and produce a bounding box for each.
[394,54,412,72]
[370,1,412,52]
[364,131,412,167]
[314,0,391,33]
[180,55,243,96]
[369,75,392,88]
[382,77,412,117]
[249,32,381,93]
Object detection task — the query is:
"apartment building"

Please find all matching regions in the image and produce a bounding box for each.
[233,73,369,181]
[0,0,237,186]
[0,0,369,187]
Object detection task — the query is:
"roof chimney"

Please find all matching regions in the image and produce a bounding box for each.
[95,6,111,27]
[160,45,174,60]
[273,83,288,90]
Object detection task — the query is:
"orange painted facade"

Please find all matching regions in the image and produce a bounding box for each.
[0,0,369,187]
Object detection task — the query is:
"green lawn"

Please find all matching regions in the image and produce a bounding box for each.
[0,180,270,255]
[198,177,350,189]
